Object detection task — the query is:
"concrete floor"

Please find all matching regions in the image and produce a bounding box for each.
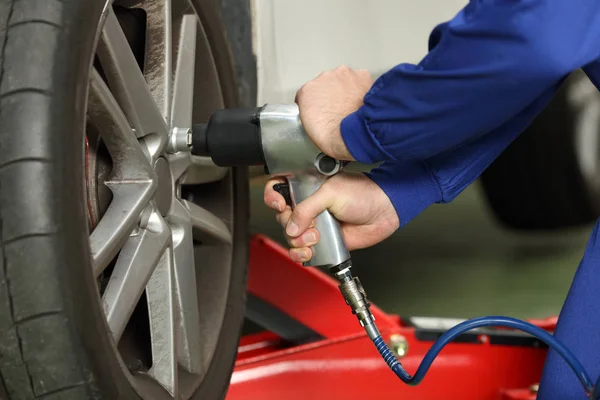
[250,177,593,320]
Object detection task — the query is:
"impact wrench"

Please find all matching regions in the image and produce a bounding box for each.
[190,103,600,398]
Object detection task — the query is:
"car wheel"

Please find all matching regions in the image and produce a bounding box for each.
[0,0,253,398]
[481,70,600,231]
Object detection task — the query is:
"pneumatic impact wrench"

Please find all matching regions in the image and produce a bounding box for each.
[191,104,381,340]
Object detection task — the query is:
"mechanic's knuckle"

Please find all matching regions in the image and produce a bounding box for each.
[264,191,276,206]
[282,210,292,222]
[305,79,317,88]
[294,205,310,222]
[320,182,335,198]
[290,236,304,248]
[298,83,309,94]
[286,236,296,248]
[293,208,306,221]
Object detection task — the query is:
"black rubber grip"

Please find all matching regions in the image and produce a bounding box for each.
[192,107,265,167]
[191,123,208,156]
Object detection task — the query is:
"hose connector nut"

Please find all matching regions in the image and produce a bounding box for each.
[338,276,375,327]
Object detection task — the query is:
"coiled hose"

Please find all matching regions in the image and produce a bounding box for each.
[332,268,598,397]
[371,316,597,398]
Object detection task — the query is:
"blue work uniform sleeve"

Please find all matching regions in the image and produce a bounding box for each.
[341,0,600,226]
[367,83,557,227]
[366,160,442,228]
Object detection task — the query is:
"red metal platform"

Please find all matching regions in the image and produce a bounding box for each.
[226,235,552,400]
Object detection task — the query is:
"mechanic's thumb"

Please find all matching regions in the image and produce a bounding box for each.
[285,186,333,237]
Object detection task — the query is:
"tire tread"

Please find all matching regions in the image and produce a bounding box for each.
[0,88,52,98]
[0,0,93,398]
[481,71,598,230]
[8,20,61,31]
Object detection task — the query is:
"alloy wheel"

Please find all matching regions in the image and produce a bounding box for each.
[86,1,237,397]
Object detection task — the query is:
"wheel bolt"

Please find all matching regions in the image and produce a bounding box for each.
[168,127,193,153]
[127,359,143,373]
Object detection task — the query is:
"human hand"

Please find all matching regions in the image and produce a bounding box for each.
[296,65,374,161]
[264,172,399,263]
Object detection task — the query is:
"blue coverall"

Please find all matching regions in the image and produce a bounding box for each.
[339,1,600,398]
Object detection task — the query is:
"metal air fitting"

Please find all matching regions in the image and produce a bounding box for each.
[334,269,380,340]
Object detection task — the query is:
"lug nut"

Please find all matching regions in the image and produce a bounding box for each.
[168,127,193,153]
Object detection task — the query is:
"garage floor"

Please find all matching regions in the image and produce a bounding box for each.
[249,176,593,320]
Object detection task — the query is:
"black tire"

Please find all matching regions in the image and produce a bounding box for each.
[481,70,600,231]
[0,0,254,399]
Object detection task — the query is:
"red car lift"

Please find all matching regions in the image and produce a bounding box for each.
[226,235,554,400]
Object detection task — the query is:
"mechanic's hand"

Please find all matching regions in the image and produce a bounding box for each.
[264,172,399,263]
[296,65,374,161]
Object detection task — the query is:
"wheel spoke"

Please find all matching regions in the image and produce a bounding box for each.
[91,185,156,276]
[97,8,168,150]
[181,156,229,185]
[88,70,157,275]
[167,151,192,182]
[142,0,173,120]
[169,201,203,374]
[183,200,232,244]
[147,245,178,397]
[169,153,228,184]
[170,14,197,130]
[102,210,170,342]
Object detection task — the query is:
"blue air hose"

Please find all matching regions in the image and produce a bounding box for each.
[331,270,597,398]
[371,316,595,397]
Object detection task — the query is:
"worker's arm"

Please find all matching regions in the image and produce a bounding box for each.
[341,0,600,164]
[368,83,558,226]
[336,0,600,226]
[266,0,600,258]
